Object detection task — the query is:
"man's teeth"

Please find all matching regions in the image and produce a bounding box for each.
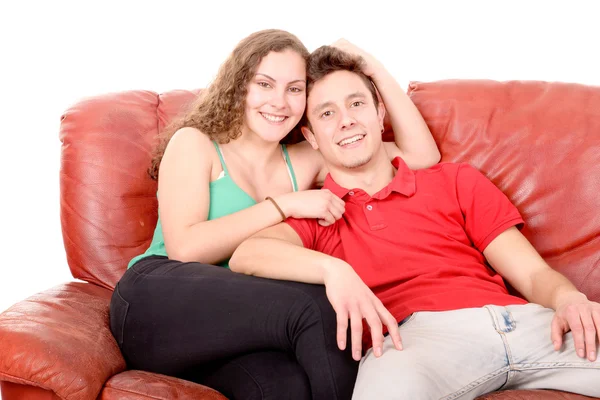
[261,113,286,122]
[339,135,364,146]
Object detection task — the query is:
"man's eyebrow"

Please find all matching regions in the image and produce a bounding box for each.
[255,73,305,85]
[311,92,368,116]
[312,101,334,116]
[346,91,367,101]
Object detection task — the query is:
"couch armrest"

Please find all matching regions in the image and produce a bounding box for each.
[0,282,126,400]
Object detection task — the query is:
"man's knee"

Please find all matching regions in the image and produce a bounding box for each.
[352,363,438,400]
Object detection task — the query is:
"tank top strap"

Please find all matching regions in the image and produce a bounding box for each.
[212,141,230,176]
[281,144,299,192]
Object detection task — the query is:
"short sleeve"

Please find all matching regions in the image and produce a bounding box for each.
[456,163,524,252]
[285,217,341,255]
[285,217,319,250]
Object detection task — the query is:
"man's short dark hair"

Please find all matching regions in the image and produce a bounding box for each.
[307,45,379,107]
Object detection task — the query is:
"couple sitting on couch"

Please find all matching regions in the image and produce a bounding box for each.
[110,29,600,400]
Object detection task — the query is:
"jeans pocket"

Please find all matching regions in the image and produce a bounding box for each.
[109,283,130,348]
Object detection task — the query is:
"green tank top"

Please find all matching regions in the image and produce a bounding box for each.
[128,141,299,269]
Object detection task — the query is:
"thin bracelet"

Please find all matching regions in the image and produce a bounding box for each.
[265,196,286,221]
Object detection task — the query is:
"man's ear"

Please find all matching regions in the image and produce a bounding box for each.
[377,101,386,133]
[301,126,319,150]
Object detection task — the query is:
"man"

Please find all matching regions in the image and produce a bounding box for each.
[229,45,600,399]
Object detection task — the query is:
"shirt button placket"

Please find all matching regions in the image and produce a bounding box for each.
[364,202,385,229]
[364,203,373,225]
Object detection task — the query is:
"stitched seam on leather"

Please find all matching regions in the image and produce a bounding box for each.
[103,386,164,399]
[0,373,65,399]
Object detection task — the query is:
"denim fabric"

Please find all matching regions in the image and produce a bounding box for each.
[353,304,600,400]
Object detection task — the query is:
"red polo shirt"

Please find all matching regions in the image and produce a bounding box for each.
[286,158,527,340]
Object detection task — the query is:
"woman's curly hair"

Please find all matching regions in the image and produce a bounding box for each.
[149,29,309,180]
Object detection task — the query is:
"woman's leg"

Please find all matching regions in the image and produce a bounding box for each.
[110,256,357,400]
[184,351,311,400]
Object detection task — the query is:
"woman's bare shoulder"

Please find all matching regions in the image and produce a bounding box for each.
[169,126,212,148]
[161,127,217,173]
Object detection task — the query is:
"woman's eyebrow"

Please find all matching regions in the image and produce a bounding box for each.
[256,73,305,85]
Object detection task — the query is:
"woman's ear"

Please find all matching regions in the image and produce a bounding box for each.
[301,126,319,150]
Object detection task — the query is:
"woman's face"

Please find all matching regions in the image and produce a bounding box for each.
[243,49,307,142]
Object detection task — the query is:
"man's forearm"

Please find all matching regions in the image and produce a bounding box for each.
[484,227,587,310]
[530,267,586,310]
[229,236,341,284]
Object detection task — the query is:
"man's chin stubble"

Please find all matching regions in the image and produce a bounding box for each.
[342,156,372,169]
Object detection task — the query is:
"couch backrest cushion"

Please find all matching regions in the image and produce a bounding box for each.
[60,81,600,301]
[59,90,199,289]
[403,80,600,301]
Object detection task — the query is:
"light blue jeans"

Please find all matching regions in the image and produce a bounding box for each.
[352,304,600,400]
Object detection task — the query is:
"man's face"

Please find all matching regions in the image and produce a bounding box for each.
[303,70,385,170]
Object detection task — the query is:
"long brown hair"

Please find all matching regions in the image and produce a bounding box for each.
[148,29,309,180]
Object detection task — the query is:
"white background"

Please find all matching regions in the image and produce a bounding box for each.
[1,0,599,313]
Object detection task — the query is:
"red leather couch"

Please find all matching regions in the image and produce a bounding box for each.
[0,80,598,399]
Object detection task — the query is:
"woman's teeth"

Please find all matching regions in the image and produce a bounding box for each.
[261,113,286,122]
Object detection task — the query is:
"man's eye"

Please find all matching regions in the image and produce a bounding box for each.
[321,111,333,118]
[258,82,271,88]
[351,101,364,107]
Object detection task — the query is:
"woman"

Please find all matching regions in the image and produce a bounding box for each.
[110,29,440,400]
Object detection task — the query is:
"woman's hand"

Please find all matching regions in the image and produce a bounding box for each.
[331,38,383,78]
[276,189,345,226]
[324,259,403,361]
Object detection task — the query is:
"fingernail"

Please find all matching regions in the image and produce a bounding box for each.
[578,349,585,358]
[338,341,345,349]
[354,351,361,360]
[375,347,382,357]
[553,341,558,349]
[590,352,596,361]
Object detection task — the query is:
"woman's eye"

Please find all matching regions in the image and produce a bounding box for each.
[288,87,303,93]
[258,82,271,88]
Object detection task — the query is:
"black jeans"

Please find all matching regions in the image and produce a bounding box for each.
[109,256,357,400]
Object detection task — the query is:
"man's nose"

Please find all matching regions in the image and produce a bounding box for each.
[339,111,356,129]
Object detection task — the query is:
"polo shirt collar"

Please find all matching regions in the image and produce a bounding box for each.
[323,157,416,199]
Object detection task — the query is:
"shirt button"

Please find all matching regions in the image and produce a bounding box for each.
[349,191,354,196]
[366,205,373,211]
